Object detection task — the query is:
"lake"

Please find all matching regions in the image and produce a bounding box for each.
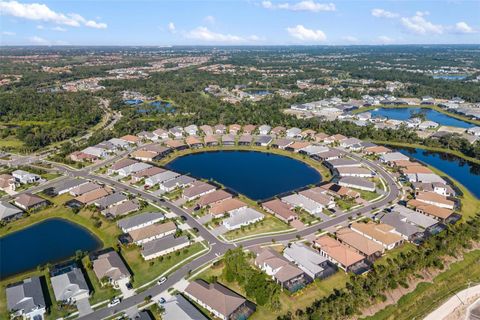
[166,150,322,201]
[393,147,480,198]
[0,219,101,279]
[432,75,467,81]
[370,107,475,128]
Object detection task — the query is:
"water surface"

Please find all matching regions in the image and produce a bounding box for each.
[370,107,474,128]
[393,147,480,198]
[166,150,321,200]
[0,218,101,279]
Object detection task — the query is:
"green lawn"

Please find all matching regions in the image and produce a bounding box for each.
[357,189,380,201]
[0,136,24,150]
[363,249,480,320]
[122,242,206,287]
[222,214,292,241]
[196,260,349,320]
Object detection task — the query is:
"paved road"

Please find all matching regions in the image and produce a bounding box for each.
[41,149,399,320]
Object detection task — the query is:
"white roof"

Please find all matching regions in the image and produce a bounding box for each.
[223,207,264,229]
[284,243,328,276]
[282,194,323,213]
[391,204,438,229]
[381,152,409,162]
[299,145,329,155]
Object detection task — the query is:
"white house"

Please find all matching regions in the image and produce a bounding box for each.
[286,127,302,139]
[223,207,264,230]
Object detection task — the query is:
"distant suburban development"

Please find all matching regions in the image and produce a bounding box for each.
[0,45,479,320]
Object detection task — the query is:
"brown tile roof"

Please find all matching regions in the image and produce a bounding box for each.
[185,136,203,146]
[401,166,434,174]
[185,280,246,318]
[364,146,392,154]
[270,126,286,135]
[301,129,316,137]
[165,139,187,148]
[110,158,138,171]
[209,198,247,216]
[204,135,219,144]
[262,199,297,221]
[335,227,384,256]
[314,132,329,142]
[242,124,256,134]
[229,124,241,132]
[254,248,304,282]
[416,191,454,207]
[392,160,421,168]
[350,222,403,246]
[329,134,347,141]
[76,187,111,204]
[288,141,310,150]
[315,236,364,268]
[132,166,165,179]
[130,150,158,160]
[14,193,46,208]
[407,199,453,219]
[128,221,176,243]
[197,190,232,207]
[299,189,333,206]
[121,135,141,143]
[183,181,216,199]
[0,174,14,189]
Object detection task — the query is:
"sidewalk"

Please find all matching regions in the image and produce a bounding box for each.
[424,284,480,320]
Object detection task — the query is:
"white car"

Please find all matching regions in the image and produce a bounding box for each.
[108,298,121,307]
[157,276,167,285]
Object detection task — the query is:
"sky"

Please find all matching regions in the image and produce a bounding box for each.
[0,0,479,46]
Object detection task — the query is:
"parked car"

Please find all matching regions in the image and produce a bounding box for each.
[157,276,167,285]
[108,298,121,307]
[159,297,166,304]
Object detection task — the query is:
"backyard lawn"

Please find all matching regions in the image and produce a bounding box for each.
[222,214,292,241]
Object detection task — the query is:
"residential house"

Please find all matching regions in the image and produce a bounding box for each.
[117,212,165,233]
[69,182,102,196]
[209,198,247,218]
[0,174,17,192]
[204,135,219,146]
[380,152,410,165]
[75,188,111,205]
[153,128,169,140]
[132,166,165,183]
[162,294,209,320]
[281,194,324,215]
[258,125,271,135]
[200,125,214,136]
[378,213,422,241]
[141,235,191,260]
[298,145,329,156]
[0,201,23,221]
[314,236,366,273]
[92,250,131,288]
[238,134,253,146]
[160,175,196,192]
[325,158,361,169]
[93,193,127,210]
[299,189,335,209]
[270,126,286,137]
[82,146,107,158]
[184,280,255,320]
[6,276,46,320]
[223,207,264,230]
[108,159,138,175]
[120,135,141,144]
[271,138,294,149]
[48,179,87,196]
[196,190,232,208]
[128,221,177,245]
[312,149,343,162]
[12,170,41,185]
[283,243,337,280]
[364,146,392,155]
[321,182,360,199]
[169,126,184,138]
[182,182,216,201]
[415,191,455,209]
[350,222,404,250]
[300,129,316,140]
[145,171,180,187]
[242,125,256,135]
[335,227,384,261]
[184,125,198,136]
[262,199,298,223]
[109,138,130,149]
[185,136,203,149]
[165,139,188,151]
[221,134,235,146]
[285,141,311,153]
[254,135,273,146]
[102,200,139,218]
[14,193,49,211]
[214,124,227,134]
[253,247,308,292]
[336,167,373,178]
[70,151,98,163]
[117,162,152,177]
[228,124,241,135]
[390,204,438,230]
[408,199,454,221]
[338,176,376,192]
[130,150,161,162]
[50,264,90,303]
[286,127,302,139]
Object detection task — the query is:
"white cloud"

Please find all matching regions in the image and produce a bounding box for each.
[28,35,49,44]
[168,22,176,33]
[377,35,394,44]
[371,8,398,18]
[52,26,66,32]
[1,30,15,35]
[262,0,335,12]
[36,24,44,29]
[286,25,327,41]
[454,21,476,34]
[185,26,259,43]
[342,36,358,43]
[203,15,215,24]
[0,0,107,28]
[400,12,443,35]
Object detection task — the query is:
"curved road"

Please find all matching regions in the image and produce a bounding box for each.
[45,149,399,320]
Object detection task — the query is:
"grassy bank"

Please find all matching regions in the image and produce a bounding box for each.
[363,249,480,320]
[352,104,480,126]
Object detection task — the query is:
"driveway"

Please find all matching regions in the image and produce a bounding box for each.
[118,278,134,298]
[197,214,213,224]
[76,297,93,316]
[212,225,228,236]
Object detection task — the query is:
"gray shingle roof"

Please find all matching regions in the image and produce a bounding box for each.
[0,201,23,220]
[117,212,165,232]
[141,235,189,258]
[6,276,46,314]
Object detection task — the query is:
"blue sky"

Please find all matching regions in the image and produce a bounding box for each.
[1,0,479,45]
